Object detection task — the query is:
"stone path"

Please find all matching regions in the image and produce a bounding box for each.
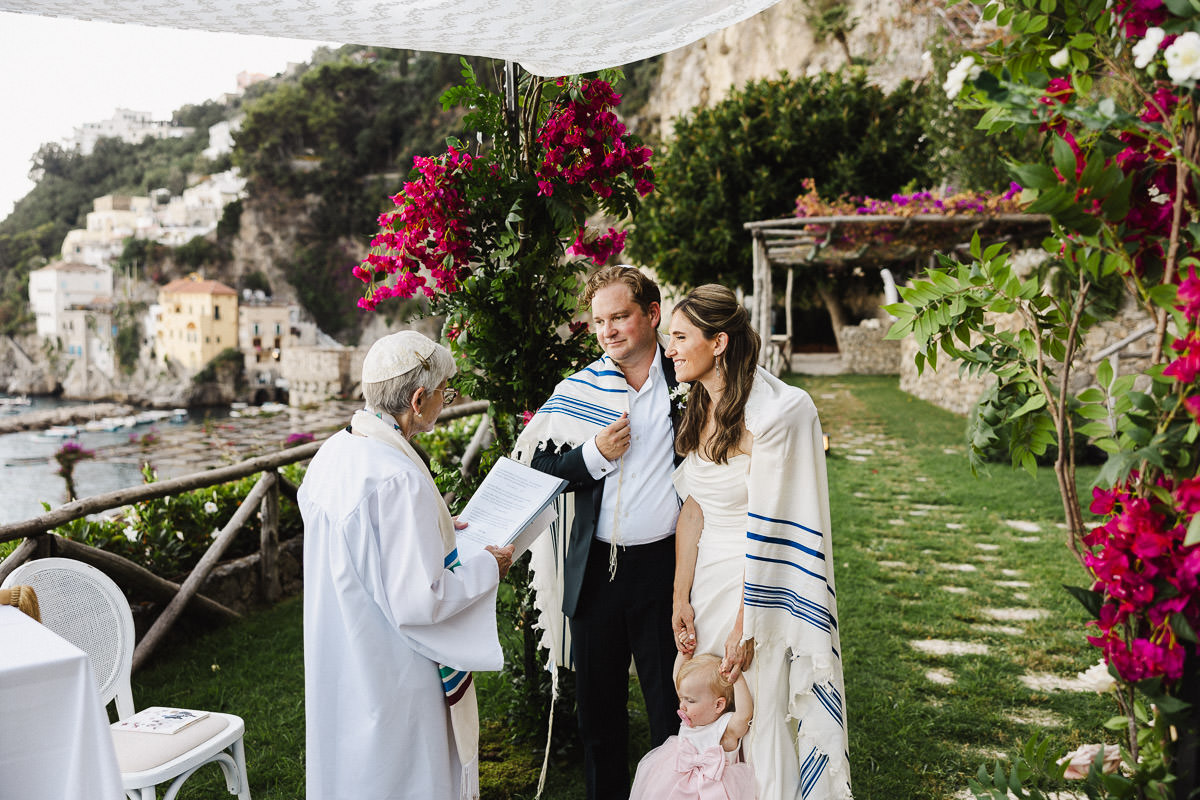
[813,381,1103,799]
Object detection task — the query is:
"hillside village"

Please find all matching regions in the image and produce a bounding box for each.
[9,87,379,408]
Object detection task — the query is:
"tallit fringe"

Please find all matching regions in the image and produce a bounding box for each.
[534,665,559,799]
[459,760,479,800]
[795,735,854,800]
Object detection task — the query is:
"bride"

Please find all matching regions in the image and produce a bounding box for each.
[665,285,851,800]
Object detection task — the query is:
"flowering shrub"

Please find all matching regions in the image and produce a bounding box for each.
[887,0,1200,793]
[54,462,306,581]
[54,441,95,502]
[353,63,651,451]
[792,178,1027,252]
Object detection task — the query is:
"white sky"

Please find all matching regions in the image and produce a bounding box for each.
[0,11,336,220]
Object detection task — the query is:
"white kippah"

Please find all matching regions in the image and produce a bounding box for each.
[361,330,438,383]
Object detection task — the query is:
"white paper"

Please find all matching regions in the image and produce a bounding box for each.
[111,706,209,735]
[456,457,566,561]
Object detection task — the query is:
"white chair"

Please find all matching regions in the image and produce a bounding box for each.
[2,557,251,800]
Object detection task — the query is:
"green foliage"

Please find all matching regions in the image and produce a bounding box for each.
[53,463,305,581]
[192,347,247,388]
[216,198,243,240]
[628,71,935,289]
[173,235,225,269]
[286,240,364,342]
[113,300,145,374]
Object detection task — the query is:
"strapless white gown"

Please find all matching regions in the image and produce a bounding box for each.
[675,451,804,800]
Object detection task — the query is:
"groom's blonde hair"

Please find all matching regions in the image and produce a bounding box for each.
[676,654,735,709]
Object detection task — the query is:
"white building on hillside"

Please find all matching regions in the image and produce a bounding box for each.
[203,118,242,161]
[157,169,246,245]
[70,108,195,156]
[28,261,114,339]
[60,195,156,267]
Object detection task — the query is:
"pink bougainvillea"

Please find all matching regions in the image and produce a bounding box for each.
[535,79,654,199]
[567,227,627,266]
[1084,479,1200,683]
[354,146,481,311]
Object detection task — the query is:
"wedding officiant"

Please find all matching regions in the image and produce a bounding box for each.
[299,330,514,800]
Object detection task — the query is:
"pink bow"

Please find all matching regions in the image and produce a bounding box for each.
[673,739,729,799]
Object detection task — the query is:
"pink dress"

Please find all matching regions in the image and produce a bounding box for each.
[629,712,756,800]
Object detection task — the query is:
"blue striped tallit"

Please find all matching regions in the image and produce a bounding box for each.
[741,367,850,799]
[511,352,630,676]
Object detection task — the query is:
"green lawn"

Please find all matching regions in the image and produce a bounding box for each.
[130,374,1111,799]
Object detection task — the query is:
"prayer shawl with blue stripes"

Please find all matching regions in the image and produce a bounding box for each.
[511,352,630,675]
[350,409,483,800]
[741,368,850,799]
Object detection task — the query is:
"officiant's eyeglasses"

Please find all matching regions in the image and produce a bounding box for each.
[435,387,459,405]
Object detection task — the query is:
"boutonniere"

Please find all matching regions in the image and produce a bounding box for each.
[669,383,690,412]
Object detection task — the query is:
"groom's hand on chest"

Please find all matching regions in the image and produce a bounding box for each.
[595,413,631,461]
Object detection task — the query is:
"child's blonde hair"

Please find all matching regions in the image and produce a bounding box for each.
[676,654,736,711]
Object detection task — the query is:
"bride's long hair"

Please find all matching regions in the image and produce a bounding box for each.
[673,285,760,464]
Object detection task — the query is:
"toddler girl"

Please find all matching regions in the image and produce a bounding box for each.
[629,653,756,799]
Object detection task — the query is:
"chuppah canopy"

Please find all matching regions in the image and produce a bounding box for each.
[0,0,782,77]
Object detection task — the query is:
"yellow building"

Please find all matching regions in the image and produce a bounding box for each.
[156,275,238,372]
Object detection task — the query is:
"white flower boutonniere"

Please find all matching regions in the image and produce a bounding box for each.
[670,383,690,412]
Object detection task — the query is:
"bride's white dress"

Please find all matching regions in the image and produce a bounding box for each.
[676,451,803,800]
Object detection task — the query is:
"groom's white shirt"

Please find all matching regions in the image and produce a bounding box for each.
[581,347,677,545]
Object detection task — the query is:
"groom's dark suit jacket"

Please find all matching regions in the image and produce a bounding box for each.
[530,349,683,617]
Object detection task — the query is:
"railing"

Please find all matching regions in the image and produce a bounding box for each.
[0,400,488,671]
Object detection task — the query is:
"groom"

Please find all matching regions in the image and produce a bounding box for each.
[528,266,682,800]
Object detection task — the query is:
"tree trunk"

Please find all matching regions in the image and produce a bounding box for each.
[815,283,849,352]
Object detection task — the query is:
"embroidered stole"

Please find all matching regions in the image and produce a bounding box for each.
[349,409,481,800]
[740,368,850,799]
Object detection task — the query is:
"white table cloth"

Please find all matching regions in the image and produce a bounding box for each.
[0,604,124,800]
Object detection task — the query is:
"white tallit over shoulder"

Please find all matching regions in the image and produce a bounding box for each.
[741,367,851,800]
[511,352,630,672]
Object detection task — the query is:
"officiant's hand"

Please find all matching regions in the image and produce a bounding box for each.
[486,545,515,580]
[595,413,631,461]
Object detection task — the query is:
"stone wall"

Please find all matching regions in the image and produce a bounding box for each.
[839,319,901,375]
[282,345,366,407]
[199,535,304,614]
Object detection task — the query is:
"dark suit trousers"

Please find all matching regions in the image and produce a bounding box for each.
[570,534,679,800]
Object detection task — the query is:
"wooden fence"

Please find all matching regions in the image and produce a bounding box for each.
[0,400,488,671]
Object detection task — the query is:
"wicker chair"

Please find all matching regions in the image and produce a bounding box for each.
[2,558,251,800]
[0,584,41,621]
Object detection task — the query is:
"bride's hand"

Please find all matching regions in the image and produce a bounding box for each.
[721,625,755,682]
[672,600,697,655]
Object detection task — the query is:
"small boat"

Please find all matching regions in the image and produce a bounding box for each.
[0,395,31,408]
[43,425,79,438]
[84,418,125,432]
[134,410,170,425]
[169,409,189,423]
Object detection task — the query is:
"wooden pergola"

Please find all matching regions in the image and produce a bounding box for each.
[743,213,1053,371]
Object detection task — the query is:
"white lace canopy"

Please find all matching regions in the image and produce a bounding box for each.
[0,0,782,76]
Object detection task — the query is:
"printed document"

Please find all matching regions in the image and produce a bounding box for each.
[456,457,566,560]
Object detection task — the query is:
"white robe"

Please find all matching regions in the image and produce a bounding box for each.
[300,430,504,800]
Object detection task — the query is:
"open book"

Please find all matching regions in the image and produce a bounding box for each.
[455,457,567,561]
[112,707,209,735]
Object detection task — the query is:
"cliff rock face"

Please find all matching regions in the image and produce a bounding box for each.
[637,0,939,139]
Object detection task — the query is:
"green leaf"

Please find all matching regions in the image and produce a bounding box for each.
[1011,162,1060,190]
[1186,512,1200,547]
[1051,135,1078,180]
[1064,584,1103,618]
[1171,612,1199,645]
[1148,283,1179,309]
[1011,394,1048,418]
[1096,357,1113,388]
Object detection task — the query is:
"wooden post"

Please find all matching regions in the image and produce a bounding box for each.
[260,471,281,603]
[132,471,275,672]
[51,535,239,621]
[0,537,39,585]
